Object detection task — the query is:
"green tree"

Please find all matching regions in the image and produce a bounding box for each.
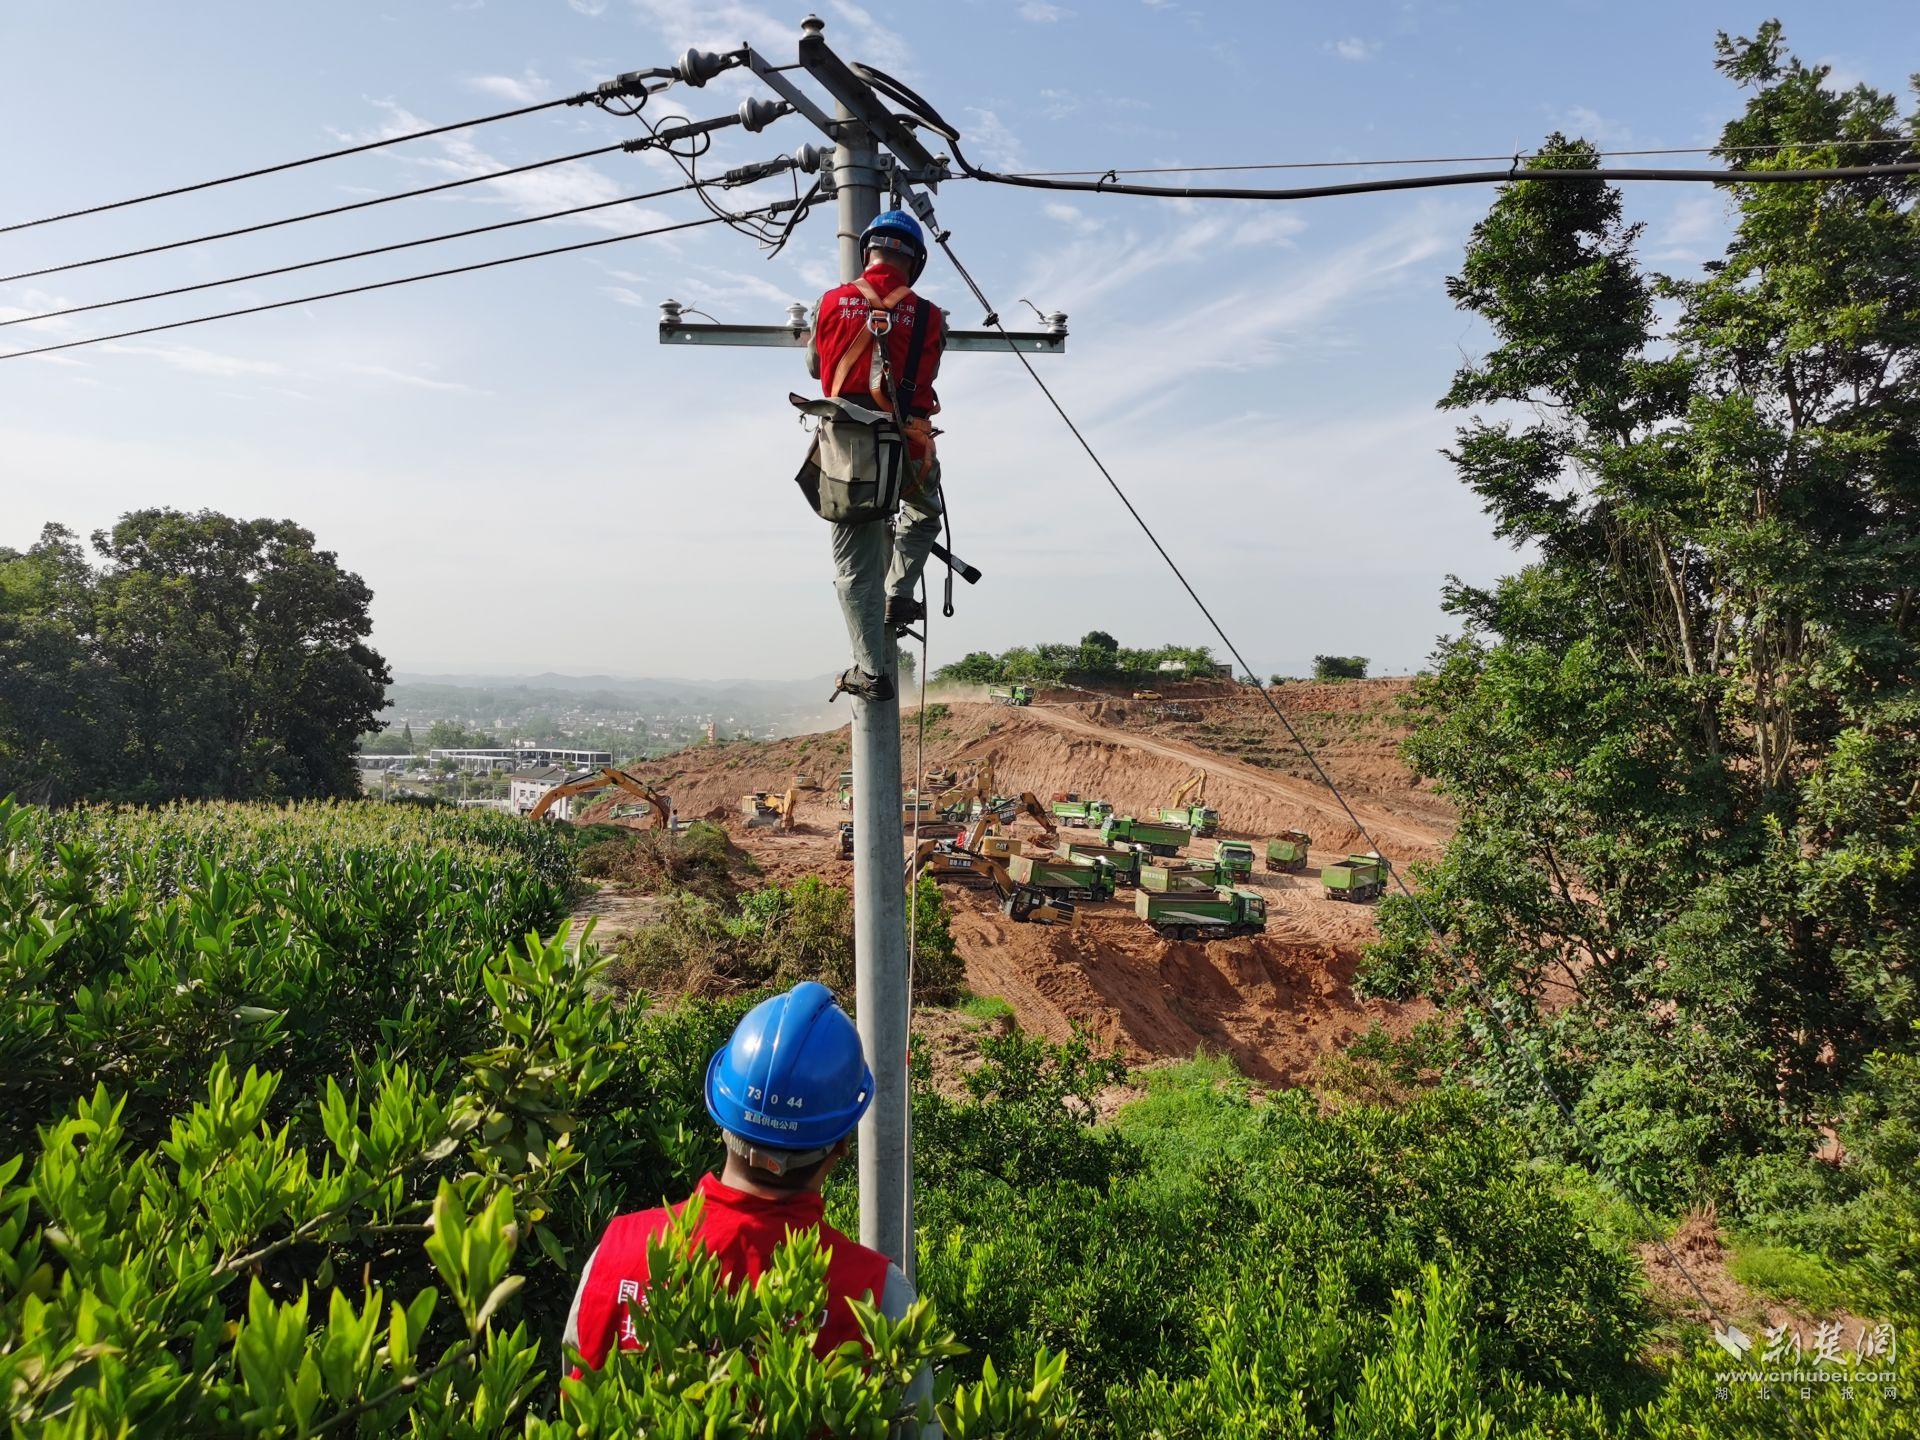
[1,510,389,803]
[425,720,501,751]
[1369,28,1920,1201]
[1312,655,1369,681]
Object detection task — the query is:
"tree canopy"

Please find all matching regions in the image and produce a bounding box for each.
[936,639,1218,687]
[0,510,390,804]
[1369,24,1920,1208]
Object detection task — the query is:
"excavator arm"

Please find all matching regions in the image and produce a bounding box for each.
[527,767,672,826]
[1013,791,1058,841]
[1169,769,1207,810]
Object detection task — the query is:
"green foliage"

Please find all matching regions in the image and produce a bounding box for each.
[959,993,1016,1024]
[0,798,1068,1436]
[550,1207,1072,1439]
[575,819,756,909]
[935,639,1218,687]
[423,719,501,751]
[1367,29,1920,1222]
[1311,655,1369,681]
[613,874,963,1005]
[0,510,390,804]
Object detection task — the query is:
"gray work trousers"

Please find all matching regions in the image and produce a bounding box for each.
[831,461,943,677]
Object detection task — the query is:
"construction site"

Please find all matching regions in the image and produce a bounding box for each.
[562,676,1439,1085]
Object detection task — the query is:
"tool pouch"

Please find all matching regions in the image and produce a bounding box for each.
[790,394,906,525]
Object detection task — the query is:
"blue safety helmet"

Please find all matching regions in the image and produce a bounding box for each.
[859,208,927,281]
[705,981,873,1157]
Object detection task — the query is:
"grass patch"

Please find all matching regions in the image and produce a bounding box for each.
[1727,1240,1853,1313]
[958,993,1015,1024]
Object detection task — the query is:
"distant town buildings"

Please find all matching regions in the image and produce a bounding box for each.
[431,746,612,772]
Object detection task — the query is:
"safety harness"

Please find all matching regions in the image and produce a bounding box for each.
[827,278,937,467]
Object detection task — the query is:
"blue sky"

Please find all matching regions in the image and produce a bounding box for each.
[1,1,1909,681]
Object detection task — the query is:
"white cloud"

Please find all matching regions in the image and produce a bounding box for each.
[466,70,548,105]
[97,343,284,378]
[568,0,608,13]
[1042,202,1103,235]
[961,108,1029,170]
[340,362,483,393]
[1019,0,1072,20]
[1329,37,1378,61]
[1555,105,1634,149]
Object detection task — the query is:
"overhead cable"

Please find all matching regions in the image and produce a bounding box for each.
[0,95,583,236]
[927,221,1738,1338]
[0,204,791,362]
[1008,135,1920,178]
[850,60,1920,199]
[0,182,706,329]
[0,143,626,285]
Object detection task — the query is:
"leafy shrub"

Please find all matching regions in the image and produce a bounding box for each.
[1312,654,1369,680]
[573,819,756,910]
[611,874,963,1005]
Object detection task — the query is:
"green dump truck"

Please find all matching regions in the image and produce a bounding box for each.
[1135,886,1267,941]
[1158,804,1221,836]
[1323,852,1388,903]
[990,684,1034,707]
[1264,830,1310,873]
[1055,840,1141,888]
[1138,859,1225,893]
[1101,814,1192,857]
[837,769,854,810]
[1215,840,1255,882]
[1006,852,1113,903]
[1051,795,1114,829]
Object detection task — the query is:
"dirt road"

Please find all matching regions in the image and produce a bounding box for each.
[1021,702,1446,855]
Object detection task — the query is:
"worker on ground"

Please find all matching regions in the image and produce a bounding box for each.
[808,208,946,703]
[564,981,932,1420]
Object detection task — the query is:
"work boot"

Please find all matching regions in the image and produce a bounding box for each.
[885,595,926,634]
[830,666,895,704]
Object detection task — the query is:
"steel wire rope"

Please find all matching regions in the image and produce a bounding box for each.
[0,180,705,329]
[1,95,589,235]
[0,205,788,362]
[0,143,628,285]
[850,60,1920,200]
[927,222,1738,1336]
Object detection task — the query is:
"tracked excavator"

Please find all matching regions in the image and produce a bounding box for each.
[904,814,1075,925]
[741,776,820,831]
[527,767,673,826]
[1159,770,1221,836]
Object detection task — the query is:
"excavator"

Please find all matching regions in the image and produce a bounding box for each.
[933,760,998,820]
[741,776,819,831]
[904,815,1076,925]
[527,767,673,826]
[1160,770,1221,836]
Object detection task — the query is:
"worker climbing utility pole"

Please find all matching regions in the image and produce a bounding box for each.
[822,50,914,1274]
[651,15,1065,1277]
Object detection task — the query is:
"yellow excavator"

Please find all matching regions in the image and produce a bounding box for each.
[904,815,1076,925]
[1161,769,1221,836]
[741,776,819,831]
[933,760,998,820]
[527,767,673,826]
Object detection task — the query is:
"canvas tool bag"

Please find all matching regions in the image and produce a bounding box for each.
[790,392,906,525]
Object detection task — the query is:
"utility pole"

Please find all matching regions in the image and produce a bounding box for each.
[651,16,1066,1277]
[823,60,914,1271]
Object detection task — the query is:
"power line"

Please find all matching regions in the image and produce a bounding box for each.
[0,181,702,329]
[0,143,626,285]
[0,95,585,236]
[1007,136,1920,178]
[851,59,1919,200]
[0,205,789,362]
[928,222,1737,1337]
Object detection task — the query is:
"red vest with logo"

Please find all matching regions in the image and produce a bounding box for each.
[570,1173,891,1371]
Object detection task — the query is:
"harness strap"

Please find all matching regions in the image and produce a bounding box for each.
[827,281,914,405]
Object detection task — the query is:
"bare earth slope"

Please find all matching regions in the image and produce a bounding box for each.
[591,680,1446,1082]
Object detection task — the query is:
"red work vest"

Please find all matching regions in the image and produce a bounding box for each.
[570,1173,891,1371]
[814,261,944,417]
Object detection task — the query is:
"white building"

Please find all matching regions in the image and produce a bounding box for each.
[509,765,575,819]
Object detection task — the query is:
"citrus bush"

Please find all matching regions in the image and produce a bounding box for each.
[0,798,1070,1436]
